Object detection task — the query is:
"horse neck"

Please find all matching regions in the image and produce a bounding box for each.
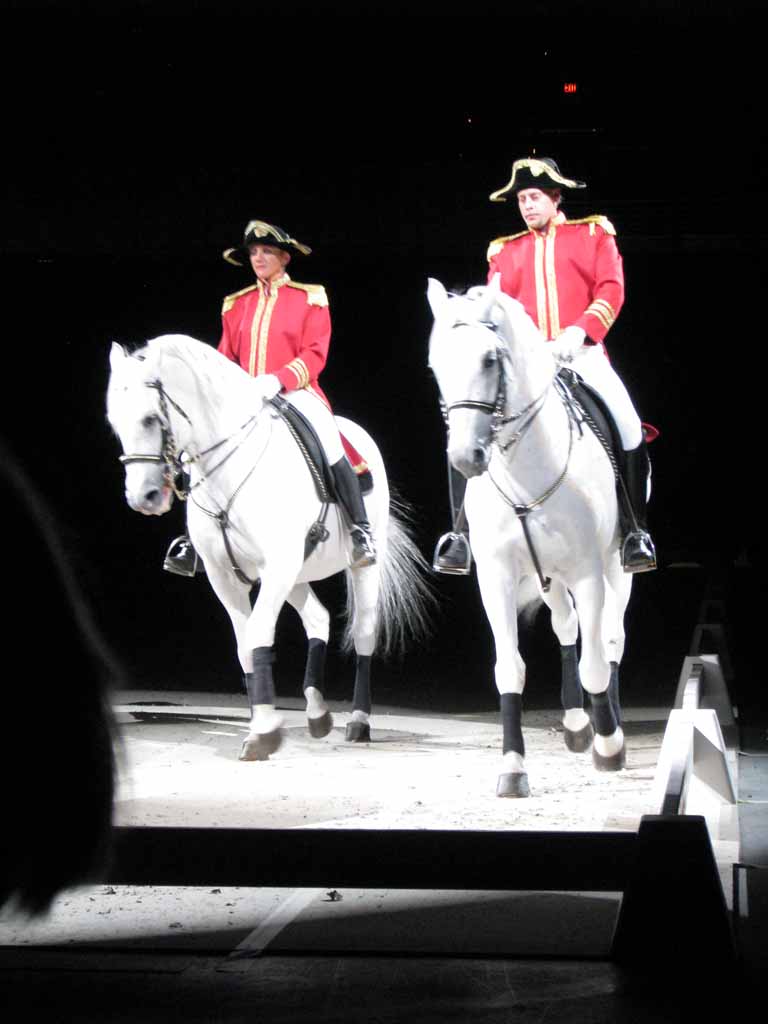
[160,348,264,458]
[497,315,568,476]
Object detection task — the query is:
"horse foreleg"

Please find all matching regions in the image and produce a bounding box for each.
[570,573,625,772]
[345,565,379,743]
[287,583,333,739]
[474,557,529,797]
[239,573,298,762]
[541,579,593,753]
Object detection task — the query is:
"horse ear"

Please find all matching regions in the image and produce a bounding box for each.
[109,342,127,370]
[479,276,501,322]
[426,278,448,317]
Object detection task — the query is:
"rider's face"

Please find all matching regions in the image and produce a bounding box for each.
[249,244,290,283]
[517,188,560,231]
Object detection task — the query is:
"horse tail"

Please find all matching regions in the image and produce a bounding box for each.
[343,495,436,658]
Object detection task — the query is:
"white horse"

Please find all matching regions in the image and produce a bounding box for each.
[427,277,632,798]
[107,334,432,760]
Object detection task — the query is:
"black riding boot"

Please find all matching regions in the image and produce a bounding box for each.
[433,464,472,575]
[330,458,377,568]
[163,533,204,577]
[619,442,657,573]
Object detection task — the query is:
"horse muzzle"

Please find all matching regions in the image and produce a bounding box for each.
[449,443,490,479]
[127,484,173,516]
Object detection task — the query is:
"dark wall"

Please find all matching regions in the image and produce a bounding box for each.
[2,11,764,709]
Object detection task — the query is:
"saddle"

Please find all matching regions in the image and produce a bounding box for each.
[557,368,623,477]
[268,396,373,502]
[558,368,659,469]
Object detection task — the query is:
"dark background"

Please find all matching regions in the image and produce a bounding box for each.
[2,4,765,717]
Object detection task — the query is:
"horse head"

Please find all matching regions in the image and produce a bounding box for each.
[427,276,509,478]
[427,277,555,479]
[106,339,192,516]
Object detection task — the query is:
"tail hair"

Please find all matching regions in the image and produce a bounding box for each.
[343,495,436,658]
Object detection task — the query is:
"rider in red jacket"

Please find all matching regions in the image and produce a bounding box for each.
[164,220,376,576]
[434,157,656,575]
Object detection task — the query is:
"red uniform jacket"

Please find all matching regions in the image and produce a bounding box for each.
[218,273,331,406]
[487,212,624,346]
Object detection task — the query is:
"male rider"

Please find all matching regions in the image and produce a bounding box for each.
[433,157,656,575]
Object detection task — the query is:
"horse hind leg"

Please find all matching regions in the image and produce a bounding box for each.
[287,584,333,739]
[542,580,593,752]
[346,654,372,743]
[560,644,594,753]
[344,566,378,743]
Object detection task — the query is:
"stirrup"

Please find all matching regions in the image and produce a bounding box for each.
[163,536,203,578]
[433,531,472,575]
[349,527,377,569]
[621,530,657,573]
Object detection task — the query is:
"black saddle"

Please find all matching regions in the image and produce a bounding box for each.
[268,396,373,502]
[557,367,623,478]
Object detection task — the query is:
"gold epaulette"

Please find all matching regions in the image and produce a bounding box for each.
[221,283,259,314]
[564,215,616,236]
[486,232,528,261]
[285,281,328,307]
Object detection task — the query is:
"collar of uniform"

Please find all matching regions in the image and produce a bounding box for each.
[530,210,566,238]
[257,272,291,295]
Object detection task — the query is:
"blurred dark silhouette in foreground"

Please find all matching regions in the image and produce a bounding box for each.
[0,441,119,915]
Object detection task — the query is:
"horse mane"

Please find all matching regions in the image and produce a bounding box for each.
[139,334,246,393]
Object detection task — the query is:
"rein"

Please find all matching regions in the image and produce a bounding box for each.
[119,377,267,587]
[442,320,574,593]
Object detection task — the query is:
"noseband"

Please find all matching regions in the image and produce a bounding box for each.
[118,380,191,498]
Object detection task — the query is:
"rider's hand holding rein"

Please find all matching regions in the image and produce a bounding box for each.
[251,374,282,402]
[550,325,587,364]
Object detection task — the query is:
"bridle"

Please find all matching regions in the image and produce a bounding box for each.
[439,317,574,592]
[118,377,265,585]
[118,380,192,501]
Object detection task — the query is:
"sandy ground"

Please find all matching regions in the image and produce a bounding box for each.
[111,692,667,833]
[0,691,739,955]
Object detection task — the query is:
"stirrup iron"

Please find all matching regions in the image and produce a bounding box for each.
[433,531,472,575]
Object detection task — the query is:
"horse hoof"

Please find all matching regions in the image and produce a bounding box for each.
[239,729,282,762]
[496,772,530,798]
[308,711,333,739]
[593,745,626,772]
[345,721,371,743]
[564,721,594,753]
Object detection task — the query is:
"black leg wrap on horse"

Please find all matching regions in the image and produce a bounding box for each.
[500,693,525,756]
[352,655,372,715]
[245,646,276,705]
[303,638,327,693]
[608,662,621,726]
[560,644,583,710]
[590,690,617,737]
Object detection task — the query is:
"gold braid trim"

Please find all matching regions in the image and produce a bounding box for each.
[285,357,310,389]
[285,281,328,307]
[564,215,616,236]
[222,283,259,315]
[486,231,528,261]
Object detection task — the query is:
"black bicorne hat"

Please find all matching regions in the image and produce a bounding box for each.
[489,157,587,202]
[223,220,312,266]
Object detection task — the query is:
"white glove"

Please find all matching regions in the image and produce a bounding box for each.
[550,326,586,363]
[252,374,282,401]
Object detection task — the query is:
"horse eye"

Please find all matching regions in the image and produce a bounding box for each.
[482,351,498,369]
[141,414,158,430]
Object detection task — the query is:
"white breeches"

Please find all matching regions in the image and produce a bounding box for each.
[574,346,643,451]
[284,388,345,464]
